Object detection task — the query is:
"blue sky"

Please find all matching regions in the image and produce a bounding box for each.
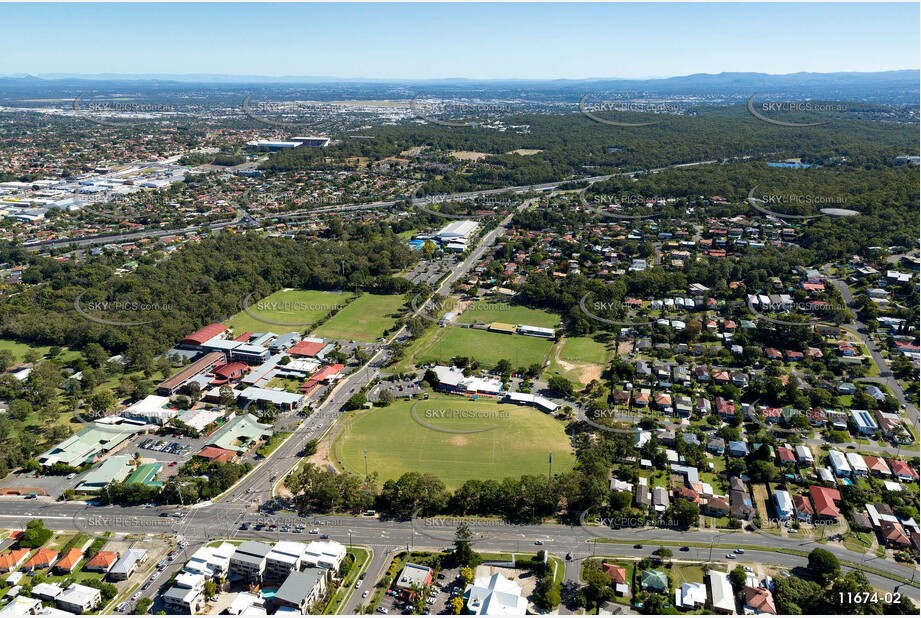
[2,3,918,79]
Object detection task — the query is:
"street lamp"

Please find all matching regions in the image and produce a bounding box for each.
[363,449,369,479]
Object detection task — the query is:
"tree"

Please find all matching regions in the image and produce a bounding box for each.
[807,548,840,585]
[203,581,218,599]
[7,399,32,422]
[135,598,153,614]
[84,342,108,368]
[88,390,116,419]
[23,349,41,365]
[547,375,574,396]
[665,498,700,529]
[729,565,747,591]
[0,349,15,371]
[453,524,481,567]
[449,597,464,614]
[459,567,475,585]
[345,392,367,411]
[219,385,237,408]
[378,389,395,405]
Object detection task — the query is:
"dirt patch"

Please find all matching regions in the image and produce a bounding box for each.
[506,149,543,156]
[551,338,603,385]
[450,151,490,161]
[451,436,469,447]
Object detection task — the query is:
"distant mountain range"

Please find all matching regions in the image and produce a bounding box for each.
[2,69,917,87]
[1,70,917,104]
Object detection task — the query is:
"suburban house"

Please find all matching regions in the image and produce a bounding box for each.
[809,485,842,520]
[744,586,777,615]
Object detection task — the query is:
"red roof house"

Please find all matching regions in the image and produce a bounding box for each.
[809,485,842,520]
[288,340,326,358]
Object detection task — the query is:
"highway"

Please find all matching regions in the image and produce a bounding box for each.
[0,502,917,607]
[25,159,719,252]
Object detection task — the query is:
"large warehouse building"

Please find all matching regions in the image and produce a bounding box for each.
[434,220,478,244]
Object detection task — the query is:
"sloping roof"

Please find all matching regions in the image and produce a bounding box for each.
[601,563,627,584]
[288,340,326,358]
[641,569,668,590]
[809,485,842,518]
[54,548,84,571]
[0,548,29,570]
[25,549,58,568]
[85,551,118,570]
[197,445,237,462]
[745,586,777,614]
[181,323,227,346]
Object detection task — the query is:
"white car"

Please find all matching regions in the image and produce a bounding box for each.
[362,591,370,599]
[131,592,141,601]
[725,554,736,560]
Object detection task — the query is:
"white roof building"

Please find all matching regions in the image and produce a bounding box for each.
[464,572,527,615]
[828,450,851,477]
[184,542,236,579]
[846,452,869,475]
[675,582,707,609]
[795,445,814,463]
[303,540,346,571]
[432,365,503,396]
[435,220,478,243]
[121,395,176,425]
[708,571,735,614]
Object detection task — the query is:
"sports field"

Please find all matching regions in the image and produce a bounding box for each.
[227,289,353,333]
[412,327,554,369]
[313,293,406,342]
[547,336,613,384]
[331,396,575,489]
[455,302,560,328]
[0,339,80,364]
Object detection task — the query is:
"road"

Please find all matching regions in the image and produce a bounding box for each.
[827,276,919,429]
[0,503,917,606]
[26,159,720,252]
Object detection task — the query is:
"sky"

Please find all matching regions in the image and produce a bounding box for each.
[2,2,919,80]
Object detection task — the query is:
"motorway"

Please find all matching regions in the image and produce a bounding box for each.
[10,157,920,611]
[25,159,719,252]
